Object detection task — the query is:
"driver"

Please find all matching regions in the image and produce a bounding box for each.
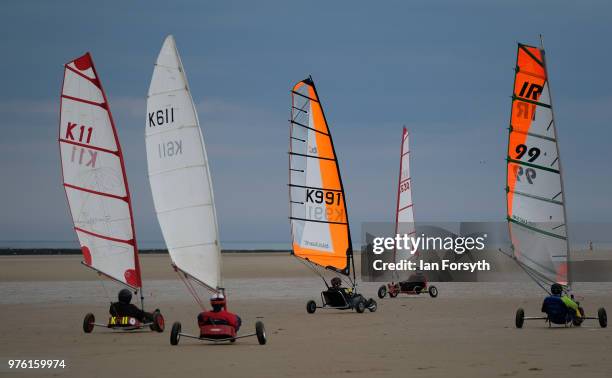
[329,277,353,296]
[541,283,581,320]
[197,293,242,332]
[109,289,157,322]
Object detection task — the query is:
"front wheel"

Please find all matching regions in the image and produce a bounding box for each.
[428,286,438,298]
[306,300,317,314]
[355,300,366,313]
[367,298,377,312]
[598,308,607,328]
[515,308,524,329]
[83,313,95,333]
[170,322,181,345]
[377,285,387,299]
[256,321,267,345]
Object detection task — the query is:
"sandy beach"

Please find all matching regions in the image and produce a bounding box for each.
[1,253,612,378]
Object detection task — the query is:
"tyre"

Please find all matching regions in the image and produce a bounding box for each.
[256,321,267,345]
[153,312,165,333]
[367,298,377,312]
[83,313,95,333]
[598,308,607,328]
[170,322,181,345]
[515,308,524,329]
[355,300,366,313]
[377,285,387,299]
[306,300,317,314]
[429,286,438,298]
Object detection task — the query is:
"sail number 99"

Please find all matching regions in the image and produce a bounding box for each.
[515,144,540,162]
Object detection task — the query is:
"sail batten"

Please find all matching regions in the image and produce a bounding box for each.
[506,42,570,288]
[59,52,142,289]
[146,35,221,292]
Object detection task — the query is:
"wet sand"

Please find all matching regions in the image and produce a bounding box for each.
[1,254,612,377]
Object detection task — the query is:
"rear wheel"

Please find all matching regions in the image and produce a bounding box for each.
[83,313,95,333]
[367,298,377,312]
[598,308,607,328]
[515,308,524,329]
[355,300,366,313]
[170,322,181,345]
[256,321,267,345]
[153,312,165,333]
[306,300,317,314]
[377,285,387,299]
[429,286,438,298]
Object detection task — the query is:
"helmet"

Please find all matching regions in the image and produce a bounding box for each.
[551,283,563,295]
[118,288,132,304]
[210,293,226,311]
[330,277,342,288]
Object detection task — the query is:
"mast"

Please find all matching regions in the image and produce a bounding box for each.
[539,35,572,290]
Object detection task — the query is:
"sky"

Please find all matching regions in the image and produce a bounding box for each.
[0,1,611,247]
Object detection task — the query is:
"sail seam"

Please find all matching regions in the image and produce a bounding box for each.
[290,217,347,225]
[64,183,127,202]
[59,138,118,155]
[156,202,213,214]
[290,120,329,136]
[507,218,567,240]
[289,151,335,161]
[510,128,556,142]
[74,226,135,245]
[512,96,551,109]
[291,90,319,103]
[148,163,207,177]
[507,158,560,174]
[508,189,563,206]
[288,184,342,192]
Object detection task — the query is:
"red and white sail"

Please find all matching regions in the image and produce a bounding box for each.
[59,53,141,289]
[394,127,415,262]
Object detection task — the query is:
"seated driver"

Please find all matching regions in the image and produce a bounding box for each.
[109,289,156,322]
[541,283,581,320]
[197,293,242,332]
[329,277,353,296]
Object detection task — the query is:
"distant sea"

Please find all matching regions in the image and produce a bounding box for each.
[0,240,291,251]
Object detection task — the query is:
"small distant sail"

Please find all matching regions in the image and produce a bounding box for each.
[146,35,221,292]
[59,53,142,289]
[289,77,352,276]
[394,127,415,263]
[506,43,570,289]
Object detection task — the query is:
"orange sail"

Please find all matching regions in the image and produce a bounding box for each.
[506,42,570,289]
[288,77,352,275]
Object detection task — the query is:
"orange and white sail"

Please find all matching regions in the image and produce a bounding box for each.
[59,53,142,289]
[394,127,415,264]
[146,36,221,292]
[289,77,352,275]
[506,42,570,288]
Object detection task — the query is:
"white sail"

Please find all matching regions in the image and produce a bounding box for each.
[59,53,142,289]
[146,35,221,291]
[506,43,569,287]
[395,127,415,262]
